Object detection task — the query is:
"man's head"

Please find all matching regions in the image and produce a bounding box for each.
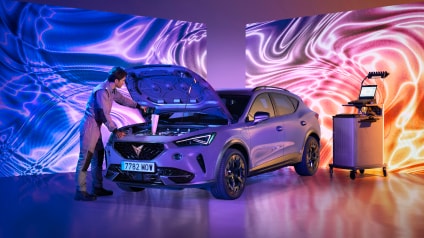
[108,66,127,88]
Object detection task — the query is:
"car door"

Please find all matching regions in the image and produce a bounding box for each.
[269,93,304,158]
[247,93,287,170]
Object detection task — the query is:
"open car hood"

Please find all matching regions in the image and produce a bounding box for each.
[125,65,233,122]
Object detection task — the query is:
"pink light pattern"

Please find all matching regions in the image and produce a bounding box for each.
[245,3,424,173]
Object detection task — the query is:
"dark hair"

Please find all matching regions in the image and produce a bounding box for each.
[107,66,127,82]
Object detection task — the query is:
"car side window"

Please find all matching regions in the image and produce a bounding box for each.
[247,93,274,121]
[270,93,297,116]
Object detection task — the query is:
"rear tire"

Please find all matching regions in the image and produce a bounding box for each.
[211,149,247,200]
[295,136,320,176]
[117,184,145,192]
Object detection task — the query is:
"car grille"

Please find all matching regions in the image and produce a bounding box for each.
[106,164,194,184]
[114,142,164,160]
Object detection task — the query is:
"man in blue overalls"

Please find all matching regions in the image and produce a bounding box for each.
[75,66,145,201]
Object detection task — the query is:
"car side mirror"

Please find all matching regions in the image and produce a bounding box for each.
[253,111,270,124]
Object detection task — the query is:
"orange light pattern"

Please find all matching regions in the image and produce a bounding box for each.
[246,3,424,173]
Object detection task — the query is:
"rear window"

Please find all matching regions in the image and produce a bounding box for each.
[270,93,298,116]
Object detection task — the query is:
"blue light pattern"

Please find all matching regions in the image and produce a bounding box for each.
[0,1,206,176]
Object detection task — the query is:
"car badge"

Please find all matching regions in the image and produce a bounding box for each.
[132,144,144,157]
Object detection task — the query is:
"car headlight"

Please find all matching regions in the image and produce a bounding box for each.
[174,133,216,146]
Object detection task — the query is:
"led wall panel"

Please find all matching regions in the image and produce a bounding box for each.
[246,2,424,173]
[0,0,206,176]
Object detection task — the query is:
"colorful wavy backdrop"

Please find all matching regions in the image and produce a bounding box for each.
[0,0,423,177]
[245,3,424,174]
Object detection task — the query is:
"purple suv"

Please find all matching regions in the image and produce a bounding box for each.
[105,64,321,200]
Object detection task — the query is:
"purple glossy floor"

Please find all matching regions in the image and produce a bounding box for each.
[1,167,423,238]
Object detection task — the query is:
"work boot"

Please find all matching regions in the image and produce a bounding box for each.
[94,187,113,196]
[74,190,97,201]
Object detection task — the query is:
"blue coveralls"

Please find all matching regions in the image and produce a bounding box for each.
[75,80,137,192]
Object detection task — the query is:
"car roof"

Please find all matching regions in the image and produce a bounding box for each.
[217,89,252,95]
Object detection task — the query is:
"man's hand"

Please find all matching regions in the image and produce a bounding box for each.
[136,104,148,113]
[115,130,127,139]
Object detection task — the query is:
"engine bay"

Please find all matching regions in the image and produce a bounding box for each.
[125,123,204,136]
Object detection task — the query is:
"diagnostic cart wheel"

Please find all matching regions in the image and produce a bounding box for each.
[350,170,356,180]
[383,167,387,177]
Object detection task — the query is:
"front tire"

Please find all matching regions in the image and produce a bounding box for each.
[211,149,247,200]
[295,136,320,176]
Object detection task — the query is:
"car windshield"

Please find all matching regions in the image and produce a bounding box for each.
[219,94,250,121]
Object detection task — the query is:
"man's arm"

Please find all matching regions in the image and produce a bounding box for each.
[113,90,137,108]
[96,89,118,132]
[114,90,147,112]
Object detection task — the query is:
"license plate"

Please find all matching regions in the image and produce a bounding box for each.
[121,161,155,172]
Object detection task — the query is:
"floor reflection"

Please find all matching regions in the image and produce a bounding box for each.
[1,168,423,238]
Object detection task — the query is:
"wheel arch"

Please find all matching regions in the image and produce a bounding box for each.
[294,130,321,176]
[300,130,321,160]
[215,139,250,177]
[306,131,320,146]
[302,130,321,152]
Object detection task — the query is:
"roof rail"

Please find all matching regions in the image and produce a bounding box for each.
[252,86,287,91]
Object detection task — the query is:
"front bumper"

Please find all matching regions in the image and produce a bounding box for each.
[105,140,219,188]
